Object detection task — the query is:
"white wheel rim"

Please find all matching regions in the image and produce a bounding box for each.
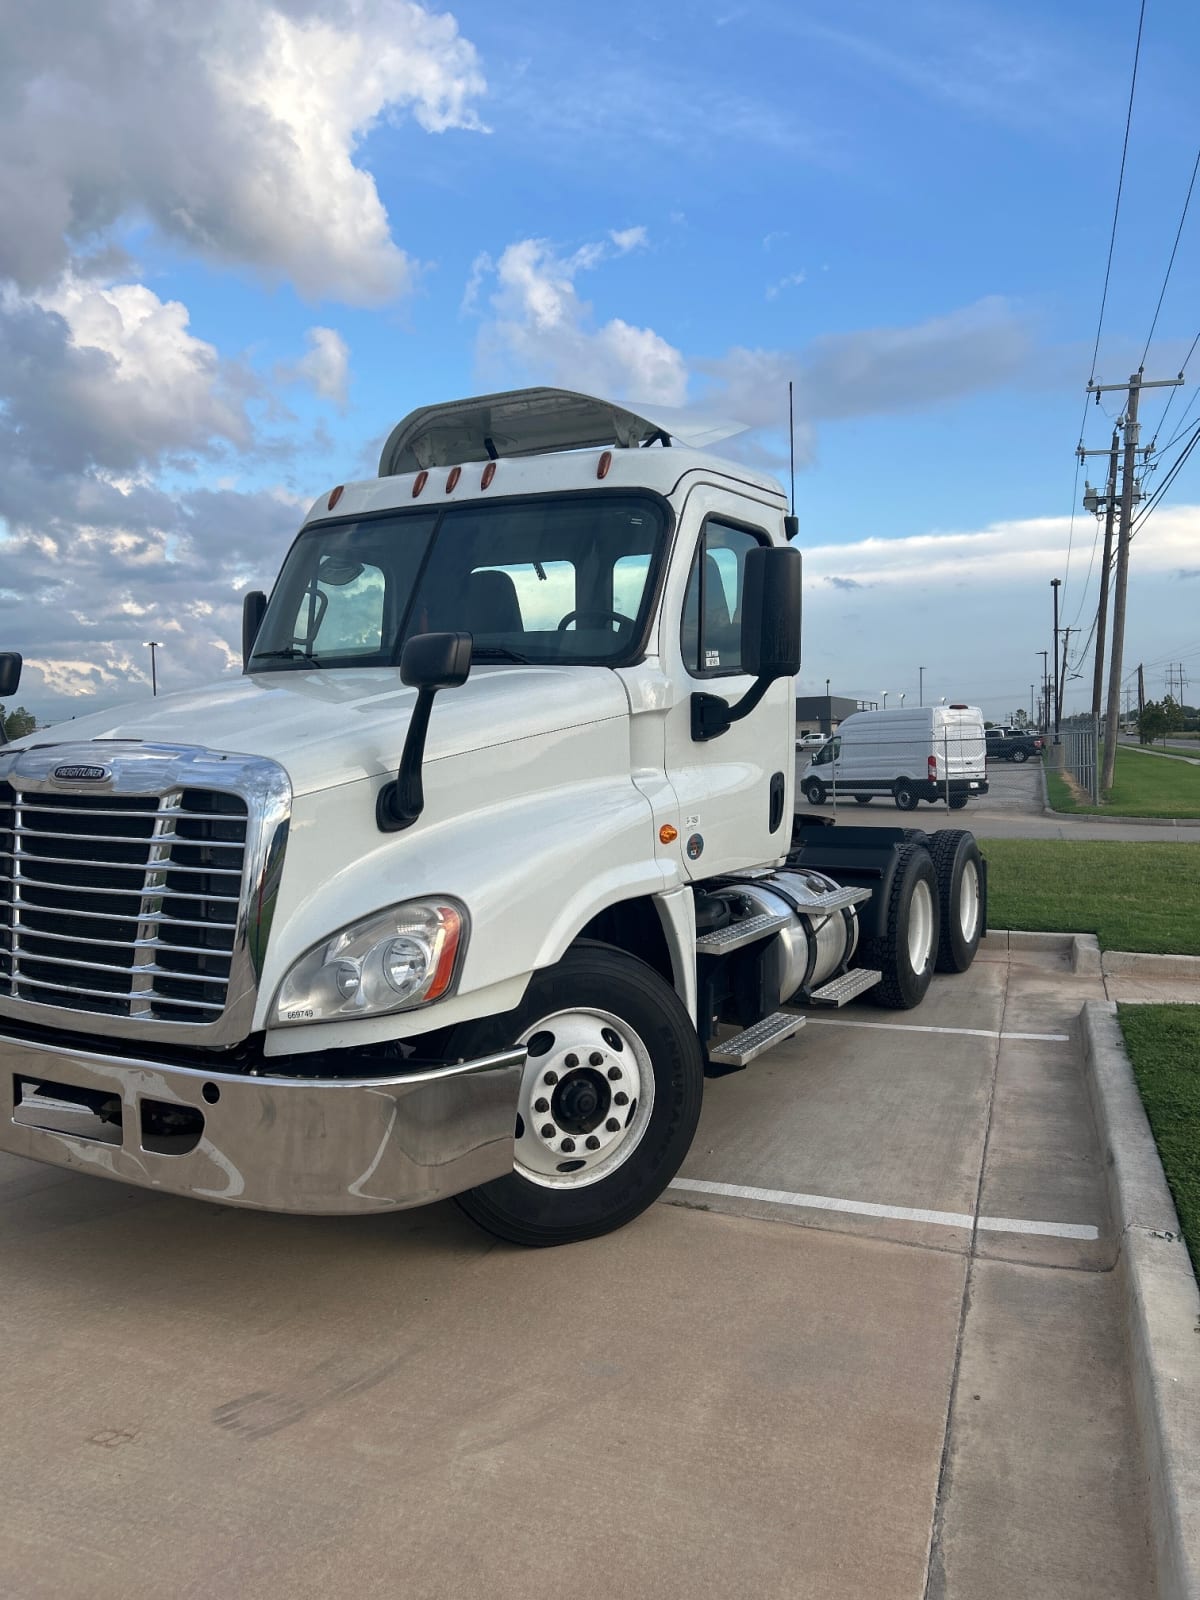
[958,859,980,943]
[513,1008,655,1189]
[907,880,935,973]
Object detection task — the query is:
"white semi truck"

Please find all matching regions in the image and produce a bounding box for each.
[0,388,985,1246]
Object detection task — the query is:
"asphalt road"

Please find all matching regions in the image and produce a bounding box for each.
[0,942,1153,1599]
[796,753,1199,841]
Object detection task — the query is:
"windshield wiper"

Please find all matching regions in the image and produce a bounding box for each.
[470,645,529,663]
[253,647,323,663]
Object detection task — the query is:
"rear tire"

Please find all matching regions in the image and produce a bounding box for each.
[858,842,939,1009]
[894,781,920,811]
[450,946,704,1247]
[804,778,827,805]
[929,830,984,972]
[948,794,969,810]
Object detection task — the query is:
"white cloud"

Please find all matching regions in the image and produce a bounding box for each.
[471,233,688,405]
[609,227,648,255]
[288,326,351,407]
[0,0,487,303]
[766,271,806,300]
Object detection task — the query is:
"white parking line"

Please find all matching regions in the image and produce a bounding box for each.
[668,1177,1099,1241]
[802,1018,1071,1043]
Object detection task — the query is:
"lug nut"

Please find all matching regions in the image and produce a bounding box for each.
[564,1053,578,1068]
[607,1066,621,1081]
[544,1070,559,1085]
[589,1051,604,1066]
[613,1091,629,1106]
[540,1124,555,1139]
[560,1138,576,1153]
[605,1118,620,1132]
[533,1097,549,1113]
[585,1135,600,1150]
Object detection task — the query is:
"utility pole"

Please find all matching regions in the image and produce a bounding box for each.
[1050,578,1062,742]
[918,666,925,707]
[1030,683,1035,720]
[1138,663,1145,724]
[1057,626,1071,728]
[143,639,162,697]
[1037,650,1049,736]
[1091,371,1184,792]
[1085,427,1121,729]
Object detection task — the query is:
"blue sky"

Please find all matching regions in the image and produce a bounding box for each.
[2,0,1198,725]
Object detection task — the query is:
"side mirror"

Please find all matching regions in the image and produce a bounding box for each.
[377,632,473,832]
[741,545,802,679]
[0,653,22,699]
[692,546,802,741]
[242,591,268,668]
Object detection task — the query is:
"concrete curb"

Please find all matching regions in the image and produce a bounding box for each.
[1040,809,1200,829]
[1081,1000,1200,1600]
[988,931,1200,983]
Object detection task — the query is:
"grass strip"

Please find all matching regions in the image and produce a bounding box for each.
[978,838,1200,955]
[1118,1004,1200,1275]
[1045,745,1200,818]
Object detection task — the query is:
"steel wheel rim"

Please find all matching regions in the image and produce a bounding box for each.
[513,1007,655,1189]
[958,859,980,943]
[908,879,935,972]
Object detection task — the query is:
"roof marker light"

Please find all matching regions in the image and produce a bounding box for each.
[412,470,428,498]
[481,462,497,489]
[446,466,461,492]
[597,450,612,480]
[328,485,344,510]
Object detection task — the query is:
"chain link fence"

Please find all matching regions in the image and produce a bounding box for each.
[1060,720,1100,803]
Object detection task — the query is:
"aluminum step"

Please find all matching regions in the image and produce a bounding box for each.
[794,884,873,914]
[807,968,883,1007]
[708,1011,805,1067]
[696,911,791,956]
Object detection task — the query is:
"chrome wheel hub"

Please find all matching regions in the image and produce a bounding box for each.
[514,1008,654,1189]
[908,879,935,973]
[958,859,981,942]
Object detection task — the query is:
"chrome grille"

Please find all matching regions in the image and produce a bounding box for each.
[0,783,248,1025]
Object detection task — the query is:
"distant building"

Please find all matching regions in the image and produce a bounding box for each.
[795,694,862,736]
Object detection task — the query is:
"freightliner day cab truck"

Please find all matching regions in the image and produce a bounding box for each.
[0,389,986,1246]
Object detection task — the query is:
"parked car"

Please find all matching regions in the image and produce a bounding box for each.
[801,704,989,811]
[795,731,829,749]
[985,727,1044,764]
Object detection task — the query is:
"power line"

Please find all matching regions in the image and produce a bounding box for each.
[1087,0,1147,386]
[1140,144,1200,369]
[1133,418,1200,529]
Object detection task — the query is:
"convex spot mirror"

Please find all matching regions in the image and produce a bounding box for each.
[400,631,472,691]
[740,545,802,679]
[0,653,23,698]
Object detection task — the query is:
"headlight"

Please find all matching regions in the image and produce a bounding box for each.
[273,900,466,1026]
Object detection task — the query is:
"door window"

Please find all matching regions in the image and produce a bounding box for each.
[680,520,766,677]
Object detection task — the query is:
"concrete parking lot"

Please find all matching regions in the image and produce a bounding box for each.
[0,936,1154,1599]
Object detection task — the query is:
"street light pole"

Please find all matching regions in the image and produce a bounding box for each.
[918,666,925,707]
[144,640,162,697]
[1037,650,1049,736]
[882,691,889,709]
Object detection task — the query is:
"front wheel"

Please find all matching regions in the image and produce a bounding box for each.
[894,781,920,811]
[1011,749,1028,763]
[858,841,939,1008]
[804,778,827,805]
[451,946,704,1246]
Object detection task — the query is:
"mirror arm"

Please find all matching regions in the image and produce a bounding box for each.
[691,677,772,742]
[376,687,438,832]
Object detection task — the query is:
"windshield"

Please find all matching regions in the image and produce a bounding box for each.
[250,493,669,671]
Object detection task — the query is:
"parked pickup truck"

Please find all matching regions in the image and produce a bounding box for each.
[985,727,1044,763]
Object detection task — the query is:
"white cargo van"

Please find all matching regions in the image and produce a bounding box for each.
[800,705,988,811]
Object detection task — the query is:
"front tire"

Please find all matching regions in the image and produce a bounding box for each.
[858,841,939,1008]
[804,778,827,805]
[929,830,984,972]
[1012,749,1028,763]
[451,946,704,1247]
[894,781,920,811]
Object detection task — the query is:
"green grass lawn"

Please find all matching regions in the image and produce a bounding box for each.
[979,838,1200,954]
[1118,1004,1200,1273]
[1045,744,1200,818]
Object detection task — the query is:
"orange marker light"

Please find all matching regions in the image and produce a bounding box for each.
[481,462,497,489]
[446,466,461,492]
[659,824,679,844]
[328,485,344,509]
[412,470,428,497]
[597,450,612,479]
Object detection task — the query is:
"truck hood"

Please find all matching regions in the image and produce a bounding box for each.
[16,667,631,797]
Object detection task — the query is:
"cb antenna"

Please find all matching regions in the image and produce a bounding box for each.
[788,380,796,515]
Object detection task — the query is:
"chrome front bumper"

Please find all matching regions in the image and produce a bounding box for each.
[0,1030,525,1215]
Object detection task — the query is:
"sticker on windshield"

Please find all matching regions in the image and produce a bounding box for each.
[705,649,721,668]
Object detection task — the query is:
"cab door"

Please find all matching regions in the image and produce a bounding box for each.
[661,491,794,877]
